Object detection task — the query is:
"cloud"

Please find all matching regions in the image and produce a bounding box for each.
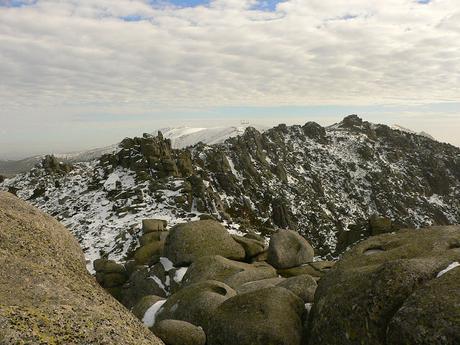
[1,0,459,109]
[0,0,459,157]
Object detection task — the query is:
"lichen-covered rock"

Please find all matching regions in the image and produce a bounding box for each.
[0,192,163,345]
[386,266,460,345]
[236,277,285,295]
[155,280,236,330]
[182,255,277,289]
[232,235,266,259]
[164,220,245,266]
[369,215,393,235]
[143,219,167,233]
[267,229,314,269]
[207,286,305,345]
[153,320,206,345]
[134,241,164,265]
[277,274,317,303]
[308,226,460,345]
[122,266,167,309]
[277,261,335,279]
[132,295,165,321]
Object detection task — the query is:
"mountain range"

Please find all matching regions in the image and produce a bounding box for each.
[1,115,459,269]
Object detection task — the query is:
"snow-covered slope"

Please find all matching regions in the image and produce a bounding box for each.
[391,124,435,140]
[157,125,269,149]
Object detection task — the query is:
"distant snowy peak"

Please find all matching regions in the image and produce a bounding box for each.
[391,124,435,140]
[156,125,269,149]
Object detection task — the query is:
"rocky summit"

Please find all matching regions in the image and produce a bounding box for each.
[1,115,459,267]
[0,192,163,345]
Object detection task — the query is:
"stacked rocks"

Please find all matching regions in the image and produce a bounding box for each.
[108,220,322,345]
[134,219,169,265]
[94,258,128,301]
[94,220,460,345]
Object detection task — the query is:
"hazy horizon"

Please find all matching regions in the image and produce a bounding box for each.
[1,0,459,159]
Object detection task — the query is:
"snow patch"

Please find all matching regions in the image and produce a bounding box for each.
[436,262,460,278]
[173,267,188,283]
[142,300,166,328]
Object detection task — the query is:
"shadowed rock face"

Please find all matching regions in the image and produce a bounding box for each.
[307,226,460,345]
[0,192,163,345]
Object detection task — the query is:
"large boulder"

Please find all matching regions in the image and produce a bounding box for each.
[308,226,460,345]
[387,266,460,345]
[207,286,305,345]
[164,220,245,266]
[182,255,277,289]
[0,192,163,344]
[277,274,317,303]
[153,320,206,345]
[156,280,236,330]
[267,229,314,269]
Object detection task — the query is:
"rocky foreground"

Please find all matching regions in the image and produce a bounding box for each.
[94,216,460,345]
[1,191,459,345]
[0,192,163,344]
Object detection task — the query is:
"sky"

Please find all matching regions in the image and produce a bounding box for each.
[0,0,459,159]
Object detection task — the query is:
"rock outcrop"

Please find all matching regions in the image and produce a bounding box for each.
[0,192,163,344]
[308,226,460,345]
[164,220,245,266]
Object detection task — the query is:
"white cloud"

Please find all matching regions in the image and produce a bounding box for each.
[0,0,459,157]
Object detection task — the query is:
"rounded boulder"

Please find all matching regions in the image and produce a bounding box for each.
[164,220,245,266]
[267,229,314,269]
[153,319,206,345]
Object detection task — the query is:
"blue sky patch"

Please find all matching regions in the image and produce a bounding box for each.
[120,14,145,22]
[148,0,209,8]
[0,0,37,7]
[252,0,284,11]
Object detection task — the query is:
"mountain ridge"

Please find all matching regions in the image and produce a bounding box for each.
[1,115,459,268]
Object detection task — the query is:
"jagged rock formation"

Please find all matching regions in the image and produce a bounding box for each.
[0,192,163,345]
[2,115,460,264]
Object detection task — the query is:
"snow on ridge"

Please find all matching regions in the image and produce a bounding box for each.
[391,124,435,140]
[157,125,269,149]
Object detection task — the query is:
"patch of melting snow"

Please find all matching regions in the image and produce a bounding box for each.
[160,257,174,272]
[149,275,167,293]
[436,262,460,278]
[173,267,188,283]
[142,300,166,328]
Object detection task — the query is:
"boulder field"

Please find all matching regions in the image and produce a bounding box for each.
[1,190,459,345]
[0,192,163,344]
[97,218,460,345]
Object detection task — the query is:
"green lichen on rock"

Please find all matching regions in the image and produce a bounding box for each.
[0,192,163,345]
